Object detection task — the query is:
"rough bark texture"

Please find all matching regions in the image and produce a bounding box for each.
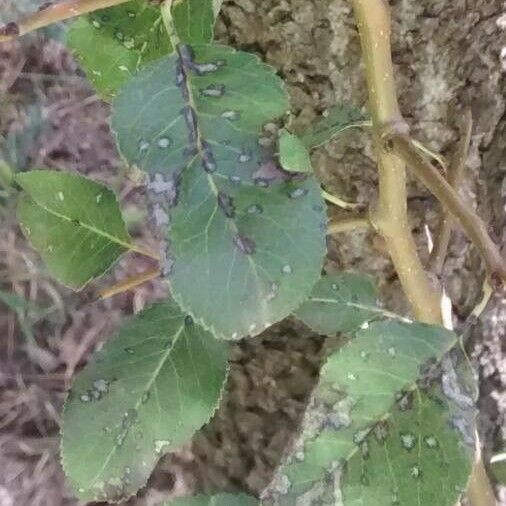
[0,1,504,505]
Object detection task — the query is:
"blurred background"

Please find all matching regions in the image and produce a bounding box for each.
[0,1,505,505]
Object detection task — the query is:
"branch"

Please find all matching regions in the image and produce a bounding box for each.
[388,132,506,287]
[350,0,442,324]
[429,109,473,275]
[0,0,130,42]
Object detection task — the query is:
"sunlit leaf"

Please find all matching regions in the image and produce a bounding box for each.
[62,302,229,502]
[112,44,327,340]
[16,170,130,289]
[301,104,366,149]
[262,275,476,505]
[67,0,215,100]
[278,130,313,173]
[166,493,257,506]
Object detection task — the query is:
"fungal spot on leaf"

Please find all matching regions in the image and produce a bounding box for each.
[266,282,279,302]
[201,141,217,173]
[229,175,241,185]
[254,178,270,188]
[347,372,357,382]
[138,140,150,153]
[353,428,370,446]
[410,465,421,479]
[115,30,124,41]
[200,84,225,97]
[154,439,171,454]
[123,37,135,49]
[400,432,416,451]
[218,192,235,218]
[396,391,414,412]
[151,204,170,227]
[221,110,240,121]
[424,435,438,449]
[281,264,293,275]
[124,347,134,354]
[388,347,397,357]
[233,234,256,255]
[181,106,198,144]
[288,188,309,199]
[239,150,252,163]
[157,137,172,149]
[373,421,389,444]
[91,20,102,29]
[148,174,179,208]
[247,204,263,215]
[96,192,103,204]
[193,62,220,74]
[57,191,65,201]
[184,315,194,327]
[141,391,150,404]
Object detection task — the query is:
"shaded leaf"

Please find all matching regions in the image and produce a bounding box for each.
[67,0,215,100]
[279,130,313,173]
[491,456,506,485]
[62,302,229,502]
[263,275,476,505]
[166,494,257,506]
[112,44,327,340]
[301,105,366,149]
[16,170,130,290]
[294,273,378,335]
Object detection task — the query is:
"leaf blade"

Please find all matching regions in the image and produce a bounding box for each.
[279,130,313,173]
[16,170,131,290]
[112,45,327,340]
[165,494,257,506]
[62,302,229,502]
[301,105,366,149]
[67,0,216,100]
[263,275,476,505]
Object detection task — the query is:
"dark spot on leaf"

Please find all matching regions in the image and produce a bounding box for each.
[181,106,198,144]
[252,161,289,185]
[218,192,235,218]
[201,141,217,173]
[247,204,263,215]
[288,188,309,199]
[185,315,194,326]
[200,84,225,97]
[233,234,256,255]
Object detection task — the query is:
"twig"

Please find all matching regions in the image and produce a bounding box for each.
[429,109,473,275]
[0,0,130,42]
[388,133,506,287]
[322,189,362,211]
[327,214,371,234]
[97,267,161,300]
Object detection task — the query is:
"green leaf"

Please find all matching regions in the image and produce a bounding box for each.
[16,170,131,290]
[67,0,215,100]
[294,273,378,335]
[166,494,257,506]
[172,0,215,45]
[262,322,475,505]
[62,302,229,502]
[278,130,313,173]
[301,105,366,149]
[112,45,327,340]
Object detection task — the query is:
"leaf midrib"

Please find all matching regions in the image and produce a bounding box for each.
[87,324,185,487]
[26,196,132,253]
